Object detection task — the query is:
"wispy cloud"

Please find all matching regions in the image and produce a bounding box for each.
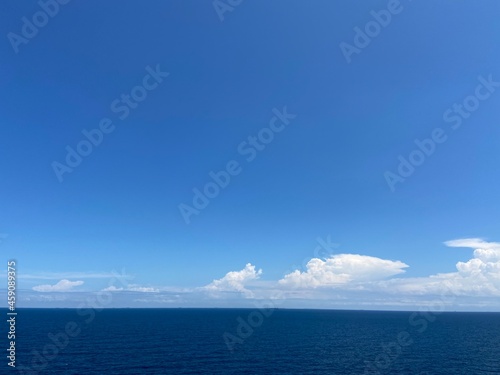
[16,271,133,280]
[445,238,500,250]
[101,284,160,293]
[33,279,84,292]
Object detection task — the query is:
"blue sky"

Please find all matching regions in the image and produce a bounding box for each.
[1,0,500,310]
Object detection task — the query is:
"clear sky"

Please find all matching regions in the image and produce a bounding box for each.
[1,0,500,310]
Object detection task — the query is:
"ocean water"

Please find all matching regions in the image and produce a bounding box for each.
[7,308,500,374]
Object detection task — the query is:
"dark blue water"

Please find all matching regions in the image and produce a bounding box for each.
[5,308,500,374]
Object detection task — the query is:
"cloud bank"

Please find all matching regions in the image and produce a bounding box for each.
[24,238,500,310]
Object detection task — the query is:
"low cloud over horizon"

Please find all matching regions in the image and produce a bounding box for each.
[17,238,500,310]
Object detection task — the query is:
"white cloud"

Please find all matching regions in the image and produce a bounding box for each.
[17,271,133,280]
[446,238,500,264]
[279,254,408,288]
[276,239,500,298]
[127,285,159,293]
[101,285,124,292]
[101,284,158,293]
[24,238,500,309]
[445,238,500,251]
[376,239,500,297]
[440,238,500,295]
[202,263,262,297]
[33,279,84,292]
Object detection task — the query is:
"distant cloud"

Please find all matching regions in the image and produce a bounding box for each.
[127,285,159,293]
[279,254,409,288]
[18,271,133,280]
[23,238,500,309]
[101,284,158,293]
[276,239,500,297]
[363,238,500,298]
[201,240,500,299]
[101,285,124,292]
[202,263,262,297]
[33,279,84,292]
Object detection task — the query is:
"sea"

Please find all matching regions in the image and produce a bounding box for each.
[6,308,500,374]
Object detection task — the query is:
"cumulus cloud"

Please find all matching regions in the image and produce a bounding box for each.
[277,239,500,297]
[26,238,500,309]
[377,238,500,297]
[441,238,500,295]
[279,254,409,288]
[33,279,84,292]
[446,238,500,264]
[202,263,262,297]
